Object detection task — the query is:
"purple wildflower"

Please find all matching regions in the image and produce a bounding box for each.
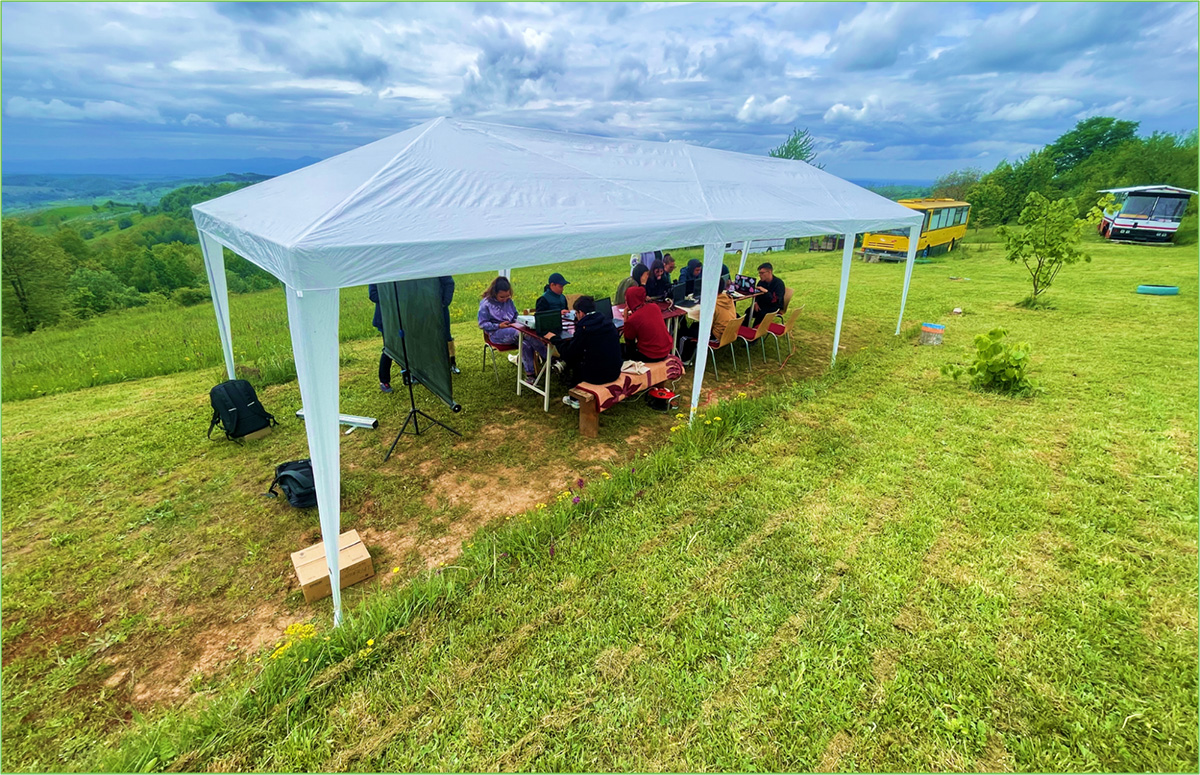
[572,496,581,504]
[576,478,586,490]
[549,543,556,558]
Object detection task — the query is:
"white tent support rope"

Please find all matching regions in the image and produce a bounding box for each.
[895,224,921,335]
[830,233,856,366]
[284,286,345,626]
[200,232,236,381]
[686,244,725,423]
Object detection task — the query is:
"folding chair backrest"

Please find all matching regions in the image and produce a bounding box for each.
[780,287,795,314]
[755,314,774,338]
[779,308,801,335]
[717,318,742,347]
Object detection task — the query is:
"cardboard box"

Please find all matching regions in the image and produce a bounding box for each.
[290,529,375,603]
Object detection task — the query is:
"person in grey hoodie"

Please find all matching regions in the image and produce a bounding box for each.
[477,276,544,378]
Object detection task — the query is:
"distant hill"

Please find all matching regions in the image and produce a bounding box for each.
[1,171,273,212]
[3,156,322,177]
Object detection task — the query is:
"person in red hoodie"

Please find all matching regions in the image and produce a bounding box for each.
[622,286,673,362]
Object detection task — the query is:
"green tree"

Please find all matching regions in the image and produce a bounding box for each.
[53,226,92,265]
[66,266,145,316]
[997,192,1106,305]
[769,127,824,168]
[1,221,71,333]
[931,168,982,201]
[1047,116,1139,173]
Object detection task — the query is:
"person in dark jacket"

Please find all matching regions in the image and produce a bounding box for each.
[747,262,786,326]
[546,296,623,407]
[438,275,459,374]
[369,283,402,392]
[680,258,703,295]
[614,263,650,304]
[622,286,673,362]
[645,258,672,298]
[535,272,571,315]
[662,253,677,284]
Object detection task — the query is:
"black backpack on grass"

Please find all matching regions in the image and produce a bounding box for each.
[266,459,317,508]
[207,379,276,442]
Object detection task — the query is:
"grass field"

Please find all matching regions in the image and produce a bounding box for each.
[1,234,1196,771]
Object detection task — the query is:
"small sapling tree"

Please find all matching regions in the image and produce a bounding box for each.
[998,192,1111,307]
[941,327,1040,397]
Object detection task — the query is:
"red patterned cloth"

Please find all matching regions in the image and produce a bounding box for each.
[573,355,686,411]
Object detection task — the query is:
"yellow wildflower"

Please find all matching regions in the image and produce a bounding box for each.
[302,658,309,663]
[367,638,375,647]
[704,420,712,425]
[738,391,747,398]
[714,416,722,421]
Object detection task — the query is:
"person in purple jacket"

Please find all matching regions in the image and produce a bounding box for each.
[478,276,545,379]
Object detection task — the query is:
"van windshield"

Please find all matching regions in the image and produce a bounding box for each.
[1151,197,1188,221]
[1121,195,1156,218]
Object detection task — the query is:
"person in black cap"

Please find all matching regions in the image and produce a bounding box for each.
[536,272,571,316]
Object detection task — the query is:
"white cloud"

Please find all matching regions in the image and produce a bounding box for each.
[6,96,164,123]
[182,112,218,127]
[987,95,1083,122]
[226,112,269,129]
[823,95,892,124]
[736,95,799,124]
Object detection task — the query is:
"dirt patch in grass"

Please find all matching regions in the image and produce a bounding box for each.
[818,729,853,771]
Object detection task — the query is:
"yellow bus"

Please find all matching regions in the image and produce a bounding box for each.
[860,198,971,261]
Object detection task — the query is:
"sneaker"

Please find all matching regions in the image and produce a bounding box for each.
[450,363,461,375]
[507,353,519,364]
[380,382,393,393]
[562,395,580,409]
[552,360,566,374]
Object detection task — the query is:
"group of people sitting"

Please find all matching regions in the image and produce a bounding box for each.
[478,271,682,408]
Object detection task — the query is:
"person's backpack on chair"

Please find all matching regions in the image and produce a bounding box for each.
[207,379,277,442]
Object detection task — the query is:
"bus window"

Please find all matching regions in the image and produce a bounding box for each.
[1152,197,1188,221]
[1121,195,1156,218]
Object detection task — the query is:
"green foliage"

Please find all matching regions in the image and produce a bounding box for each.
[2,221,71,334]
[117,216,134,230]
[930,167,981,201]
[172,287,211,307]
[941,327,1039,396]
[997,192,1100,301]
[1047,116,1139,174]
[768,127,823,168]
[156,181,248,217]
[67,267,146,317]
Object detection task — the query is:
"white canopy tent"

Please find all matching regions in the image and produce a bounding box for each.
[192,117,922,625]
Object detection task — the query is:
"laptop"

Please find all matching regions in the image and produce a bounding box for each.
[534,310,562,336]
[671,281,698,307]
[734,273,758,294]
[593,297,614,320]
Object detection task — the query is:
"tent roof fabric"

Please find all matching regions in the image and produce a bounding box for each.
[1099,185,1198,196]
[193,117,922,290]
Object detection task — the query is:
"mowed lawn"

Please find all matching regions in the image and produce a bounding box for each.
[2,235,1197,771]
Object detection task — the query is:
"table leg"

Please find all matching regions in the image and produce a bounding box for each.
[543,351,552,412]
[516,331,523,396]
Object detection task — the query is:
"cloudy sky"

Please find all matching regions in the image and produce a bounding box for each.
[2,2,1197,180]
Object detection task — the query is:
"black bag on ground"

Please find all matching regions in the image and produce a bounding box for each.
[207,379,276,442]
[267,460,317,508]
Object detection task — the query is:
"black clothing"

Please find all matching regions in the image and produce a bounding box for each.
[535,289,568,314]
[645,273,671,299]
[555,311,622,387]
[749,275,786,326]
[379,350,393,384]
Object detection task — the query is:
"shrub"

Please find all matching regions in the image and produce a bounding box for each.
[173,287,210,307]
[941,327,1040,397]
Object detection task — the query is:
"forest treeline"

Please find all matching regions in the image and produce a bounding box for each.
[929,117,1198,227]
[2,180,277,335]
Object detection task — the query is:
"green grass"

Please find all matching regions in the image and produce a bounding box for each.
[2,236,1196,771]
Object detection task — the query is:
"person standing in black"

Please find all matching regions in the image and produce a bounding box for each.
[369,283,400,392]
[545,296,623,409]
[439,275,459,374]
[747,262,786,327]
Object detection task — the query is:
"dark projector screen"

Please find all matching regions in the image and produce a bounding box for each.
[377,279,457,411]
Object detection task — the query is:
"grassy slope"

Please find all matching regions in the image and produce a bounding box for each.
[2,237,1197,771]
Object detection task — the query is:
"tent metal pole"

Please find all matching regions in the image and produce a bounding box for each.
[198,231,236,381]
[284,286,344,627]
[737,241,751,275]
[687,244,724,423]
[895,223,921,335]
[831,233,856,366]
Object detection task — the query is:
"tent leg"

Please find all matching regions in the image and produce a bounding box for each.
[284,286,344,627]
[895,224,921,335]
[198,232,235,380]
[831,232,856,367]
[687,245,724,422]
[737,242,751,275]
